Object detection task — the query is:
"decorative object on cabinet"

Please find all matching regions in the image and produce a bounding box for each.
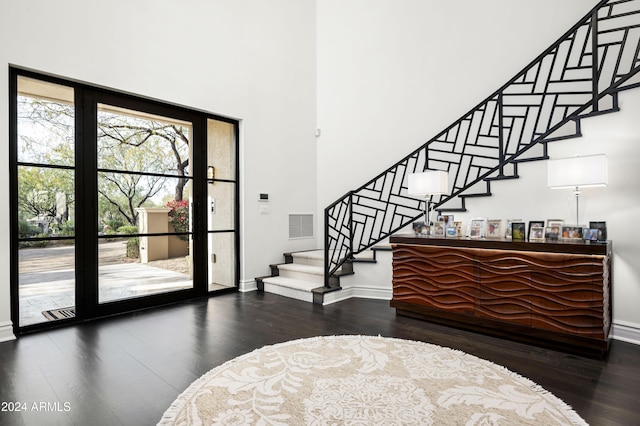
[547,219,564,228]
[511,222,526,241]
[545,219,563,241]
[530,226,545,242]
[505,219,521,240]
[584,228,599,241]
[448,221,463,238]
[486,219,502,239]
[589,221,607,241]
[469,218,486,238]
[437,214,455,237]
[545,226,560,240]
[528,220,545,241]
[433,219,445,237]
[412,222,429,236]
[562,225,583,240]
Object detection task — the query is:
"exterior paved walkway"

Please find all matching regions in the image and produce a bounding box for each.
[18,241,191,326]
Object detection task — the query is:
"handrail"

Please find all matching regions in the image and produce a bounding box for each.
[324,0,640,285]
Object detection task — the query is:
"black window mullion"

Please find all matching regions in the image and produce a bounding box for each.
[9,68,20,333]
[77,88,99,318]
[192,115,207,297]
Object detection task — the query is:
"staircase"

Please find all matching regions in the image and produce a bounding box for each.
[323,0,640,288]
[256,246,389,304]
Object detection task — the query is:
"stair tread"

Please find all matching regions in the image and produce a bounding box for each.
[485,175,519,181]
[460,192,491,198]
[262,276,318,292]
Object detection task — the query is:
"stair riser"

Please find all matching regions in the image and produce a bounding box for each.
[291,255,323,268]
[263,282,314,303]
[278,269,324,285]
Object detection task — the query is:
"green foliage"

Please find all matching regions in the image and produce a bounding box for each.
[18,219,40,238]
[59,220,75,237]
[126,237,139,259]
[117,225,139,235]
[17,166,74,221]
[105,218,125,231]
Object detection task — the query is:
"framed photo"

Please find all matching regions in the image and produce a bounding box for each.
[511,222,526,241]
[447,221,463,238]
[529,226,545,242]
[562,225,583,240]
[438,214,455,230]
[528,221,545,241]
[589,221,607,241]
[412,222,429,236]
[545,219,563,241]
[433,219,445,237]
[469,218,486,238]
[584,228,600,241]
[505,219,521,240]
[486,219,503,239]
[545,226,561,240]
[547,219,564,229]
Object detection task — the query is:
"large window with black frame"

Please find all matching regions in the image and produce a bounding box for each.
[11,69,239,332]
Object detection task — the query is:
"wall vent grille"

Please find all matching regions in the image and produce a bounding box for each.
[289,214,313,239]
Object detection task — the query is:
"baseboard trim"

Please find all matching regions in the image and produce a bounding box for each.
[322,287,392,305]
[0,321,16,342]
[239,279,258,293]
[612,321,640,345]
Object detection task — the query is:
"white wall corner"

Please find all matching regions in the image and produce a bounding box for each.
[611,321,640,346]
[0,321,16,343]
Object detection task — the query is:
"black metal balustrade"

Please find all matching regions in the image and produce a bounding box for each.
[324,0,640,287]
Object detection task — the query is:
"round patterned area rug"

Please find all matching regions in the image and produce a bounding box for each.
[158,335,587,425]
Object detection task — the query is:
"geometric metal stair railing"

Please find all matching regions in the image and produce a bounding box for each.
[324,0,640,287]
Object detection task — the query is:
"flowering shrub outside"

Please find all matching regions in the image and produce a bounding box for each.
[167,199,189,240]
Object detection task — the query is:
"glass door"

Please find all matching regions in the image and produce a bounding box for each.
[14,76,76,327]
[95,103,195,303]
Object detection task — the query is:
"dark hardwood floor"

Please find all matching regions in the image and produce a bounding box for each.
[1,292,639,425]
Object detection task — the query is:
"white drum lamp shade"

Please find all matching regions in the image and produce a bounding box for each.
[547,154,608,189]
[408,171,449,196]
[547,154,608,226]
[408,171,449,227]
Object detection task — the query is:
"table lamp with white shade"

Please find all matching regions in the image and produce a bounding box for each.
[547,154,608,226]
[408,170,449,226]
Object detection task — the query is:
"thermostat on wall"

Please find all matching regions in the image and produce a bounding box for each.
[258,193,269,202]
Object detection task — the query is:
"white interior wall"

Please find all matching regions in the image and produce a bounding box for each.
[0,0,318,340]
[316,0,598,209]
[317,0,640,339]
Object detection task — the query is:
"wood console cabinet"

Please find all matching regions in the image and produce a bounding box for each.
[390,235,612,357]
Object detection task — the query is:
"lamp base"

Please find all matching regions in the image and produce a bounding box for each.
[567,188,587,226]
